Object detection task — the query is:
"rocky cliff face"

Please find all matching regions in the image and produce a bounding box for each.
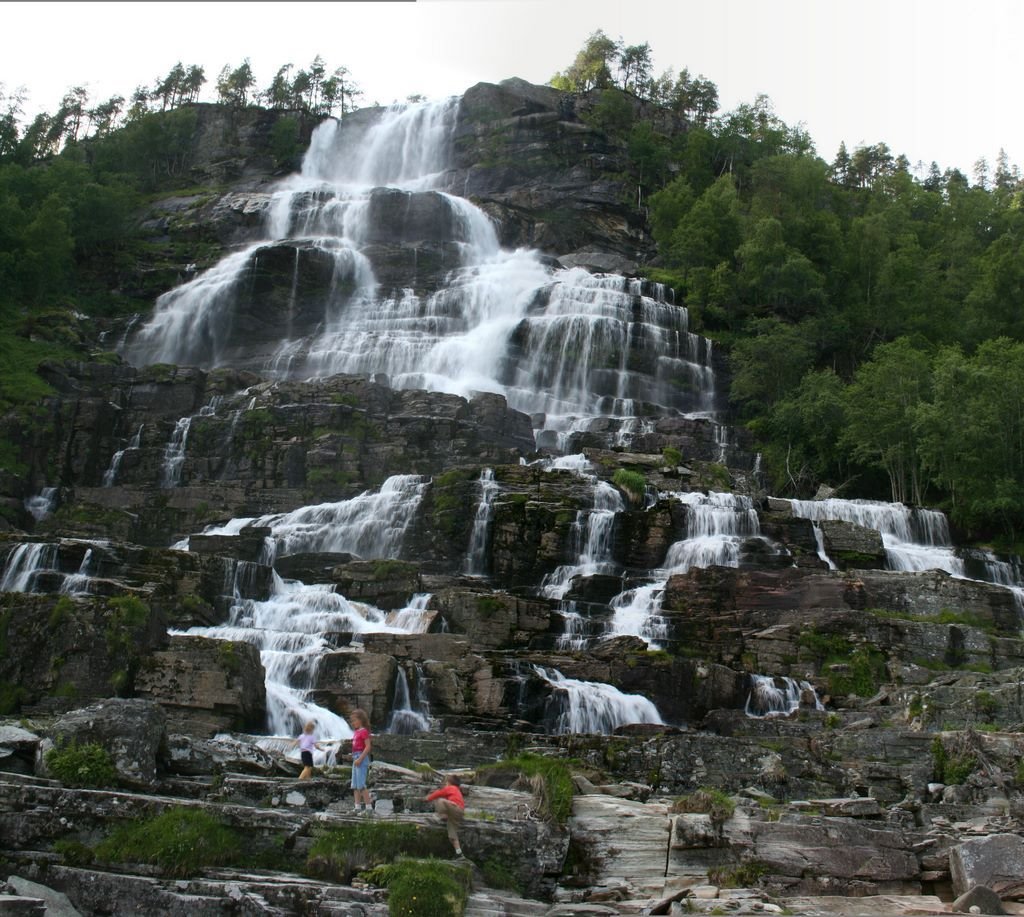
[3,80,1024,915]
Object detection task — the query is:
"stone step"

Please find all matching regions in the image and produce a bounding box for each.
[465,889,550,916]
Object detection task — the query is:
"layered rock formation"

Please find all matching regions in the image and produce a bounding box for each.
[3,80,1024,915]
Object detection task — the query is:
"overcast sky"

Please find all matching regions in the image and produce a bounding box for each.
[4,0,1020,177]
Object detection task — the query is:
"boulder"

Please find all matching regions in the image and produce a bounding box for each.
[0,724,41,775]
[163,733,277,776]
[952,885,1006,914]
[134,635,266,736]
[950,834,1024,898]
[41,698,167,785]
[5,877,81,917]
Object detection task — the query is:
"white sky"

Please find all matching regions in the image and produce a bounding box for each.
[4,0,1021,177]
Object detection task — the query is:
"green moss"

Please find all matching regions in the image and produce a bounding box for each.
[661,446,683,467]
[217,641,241,676]
[372,560,417,581]
[53,839,95,867]
[479,857,522,893]
[671,787,736,823]
[48,596,74,630]
[871,607,995,633]
[612,468,646,501]
[829,646,887,698]
[974,690,998,718]
[477,753,576,824]
[709,860,769,888]
[306,823,448,884]
[104,595,152,695]
[0,680,27,715]
[45,741,117,788]
[94,807,243,877]
[476,595,504,619]
[931,736,977,785]
[362,858,472,917]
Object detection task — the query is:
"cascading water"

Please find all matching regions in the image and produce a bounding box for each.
[465,469,499,576]
[386,664,432,734]
[24,487,58,522]
[1,543,60,593]
[173,475,431,738]
[541,477,624,601]
[103,424,144,487]
[123,99,723,451]
[533,665,664,734]
[608,491,765,646]
[60,548,94,596]
[744,674,824,718]
[788,497,1024,612]
[789,498,963,575]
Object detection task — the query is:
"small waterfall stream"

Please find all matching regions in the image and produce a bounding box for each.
[534,665,664,734]
[465,468,499,576]
[103,424,144,487]
[0,543,59,593]
[745,674,824,718]
[386,664,432,734]
[609,491,764,647]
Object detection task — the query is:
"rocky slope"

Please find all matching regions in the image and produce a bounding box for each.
[3,79,1024,916]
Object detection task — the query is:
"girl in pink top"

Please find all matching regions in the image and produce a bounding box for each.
[349,708,373,812]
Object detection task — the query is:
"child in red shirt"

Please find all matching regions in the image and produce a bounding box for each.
[425,774,465,858]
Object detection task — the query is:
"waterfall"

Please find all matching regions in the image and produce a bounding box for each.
[555,604,589,651]
[541,459,625,602]
[60,548,94,596]
[24,487,58,522]
[811,524,838,571]
[103,424,144,487]
[189,474,427,564]
[533,665,663,735]
[123,99,722,451]
[745,674,824,718]
[387,593,434,632]
[174,475,430,736]
[788,498,963,574]
[609,491,763,646]
[788,497,1024,611]
[464,469,499,576]
[1,543,59,593]
[386,664,432,734]
[161,416,193,488]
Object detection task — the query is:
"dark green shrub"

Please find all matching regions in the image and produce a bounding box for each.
[480,857,522,893]
[94,807,243,877]
[661,446,683,467]
[45,741,117,787]
[709,860,769,888]
[931,736,977,785]
[364,858,471,917]
[477,753,575,824]
[53,839,94,866]
[611,468,646,501]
